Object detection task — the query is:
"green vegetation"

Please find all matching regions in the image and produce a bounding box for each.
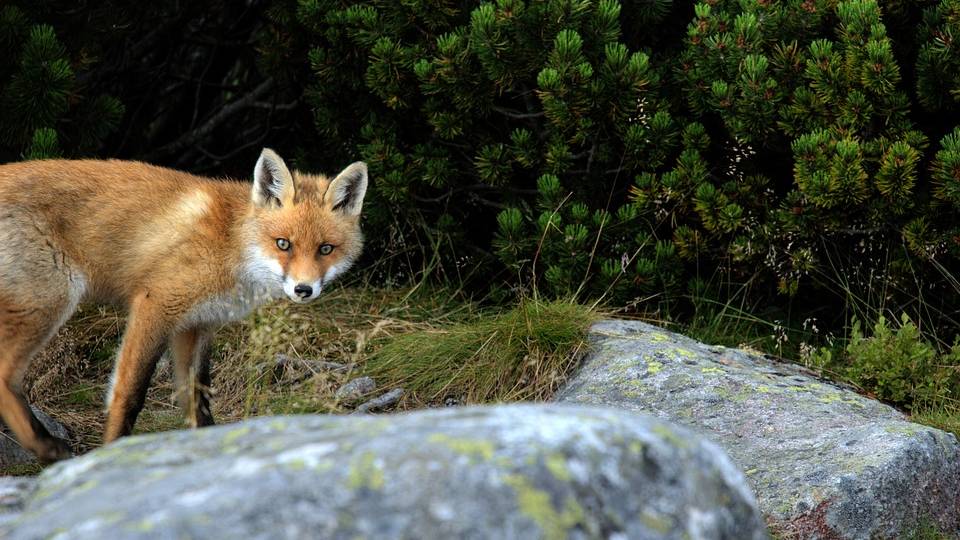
[801,314,960,412]
[365,299,596,403]
[3,1,960,344]
[14,286,595,465]
[912,405,960,439]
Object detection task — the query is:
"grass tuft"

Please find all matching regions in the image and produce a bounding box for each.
[363,299,597,404]
[911,406,960,439]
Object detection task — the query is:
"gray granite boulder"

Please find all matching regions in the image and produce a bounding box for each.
[0,408,70,468]
[5,404,767,540]
[0,478,35,530]
[557,320,960,539]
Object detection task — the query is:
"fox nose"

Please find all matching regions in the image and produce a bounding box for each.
[293,284,313,298]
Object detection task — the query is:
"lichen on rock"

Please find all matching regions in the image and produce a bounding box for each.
[4,404,767,540]
[557,320,960,538]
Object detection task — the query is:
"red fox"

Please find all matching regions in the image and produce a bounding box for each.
[0,149,367,462]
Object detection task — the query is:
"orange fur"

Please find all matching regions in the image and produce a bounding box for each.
[0,149,367,462]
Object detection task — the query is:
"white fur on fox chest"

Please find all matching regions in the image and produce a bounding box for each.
[179,248,286,328]
[181,284,281,328]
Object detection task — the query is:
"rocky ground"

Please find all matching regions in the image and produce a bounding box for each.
[2,319,958,539]
[1,405,766,540]
[557,320,960,538]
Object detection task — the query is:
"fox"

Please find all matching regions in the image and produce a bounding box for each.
[0,149,367,463]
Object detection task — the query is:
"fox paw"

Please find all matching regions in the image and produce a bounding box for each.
[35,437,73,464]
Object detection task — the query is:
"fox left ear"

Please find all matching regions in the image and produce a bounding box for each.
[325,162,368,216]
[252,148,296,208]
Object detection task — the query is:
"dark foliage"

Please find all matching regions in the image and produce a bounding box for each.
[4,0,960,339]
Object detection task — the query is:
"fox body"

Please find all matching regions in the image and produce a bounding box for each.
[0,149,367,462]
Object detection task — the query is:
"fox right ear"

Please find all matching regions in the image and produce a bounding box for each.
[252,148,295,208]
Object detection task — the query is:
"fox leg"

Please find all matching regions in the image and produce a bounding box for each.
[103,293,174,443]
[0,300,77,463]
[0,213,83,463]
[170,328,215,428]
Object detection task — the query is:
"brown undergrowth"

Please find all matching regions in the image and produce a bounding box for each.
[13,286,595,465]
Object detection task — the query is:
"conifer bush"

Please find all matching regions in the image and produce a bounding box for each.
[287,0,960,331]
[288,0,689,304]
[4,0,960,337]
[0,6,123,161]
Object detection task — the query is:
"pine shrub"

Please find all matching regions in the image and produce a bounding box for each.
[0,6,123,161]
[5,1,960,338]
[281,0,960,333]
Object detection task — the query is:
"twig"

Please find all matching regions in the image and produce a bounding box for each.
[491,106,545,119]
[145,77,276,161]
[274,353,354,374]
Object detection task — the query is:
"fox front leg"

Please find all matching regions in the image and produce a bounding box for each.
[103,293,173,443]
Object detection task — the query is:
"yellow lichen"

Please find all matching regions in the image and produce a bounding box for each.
[640,510,673,534]
[544,453,571,482]
[347,451,385,490]
[652,424,688,449]
[222,425,252,446]
[648,332,671,342]
[427,433,496,462]
[504,474,585,540]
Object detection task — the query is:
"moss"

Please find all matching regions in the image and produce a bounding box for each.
[0,462,43,476]
[427,433,495,462]
[268,419,289,430]
[816,392,867,408]
[883,423,924,437]
[73,479,98,493]
[285,458,307,471]
[648,332,671,343]
[222,425,252,446]
[346,451,384,490]
[544,453,571,482]
[651,424,688,449]
[640,510,673,534]
[503,474,585,540]
[146,470,168,481]
[127,518,155,532]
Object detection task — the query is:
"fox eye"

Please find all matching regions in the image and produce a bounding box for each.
[318,244,334,255]
[276,238,291,251]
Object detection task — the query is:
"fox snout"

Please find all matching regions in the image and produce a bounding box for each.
[283,276,322,303]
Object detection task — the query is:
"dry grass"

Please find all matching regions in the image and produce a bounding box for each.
[14,285,594,464]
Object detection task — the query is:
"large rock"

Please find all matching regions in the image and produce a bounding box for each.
[557,320,960,538]
[0,478,35,530]
[5,404,767,540]
[0,408,70,468]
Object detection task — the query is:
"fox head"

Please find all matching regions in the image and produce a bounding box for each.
[243,148,367,303]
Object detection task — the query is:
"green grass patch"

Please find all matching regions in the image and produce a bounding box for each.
[911,406,960,439]
[62,384,100,407]
[364,299,597,404]
[0,462,44,476]
[132,409,189,436]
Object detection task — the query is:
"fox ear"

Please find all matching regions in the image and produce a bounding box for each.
[252,148,295,208]
[325,162,368,216]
